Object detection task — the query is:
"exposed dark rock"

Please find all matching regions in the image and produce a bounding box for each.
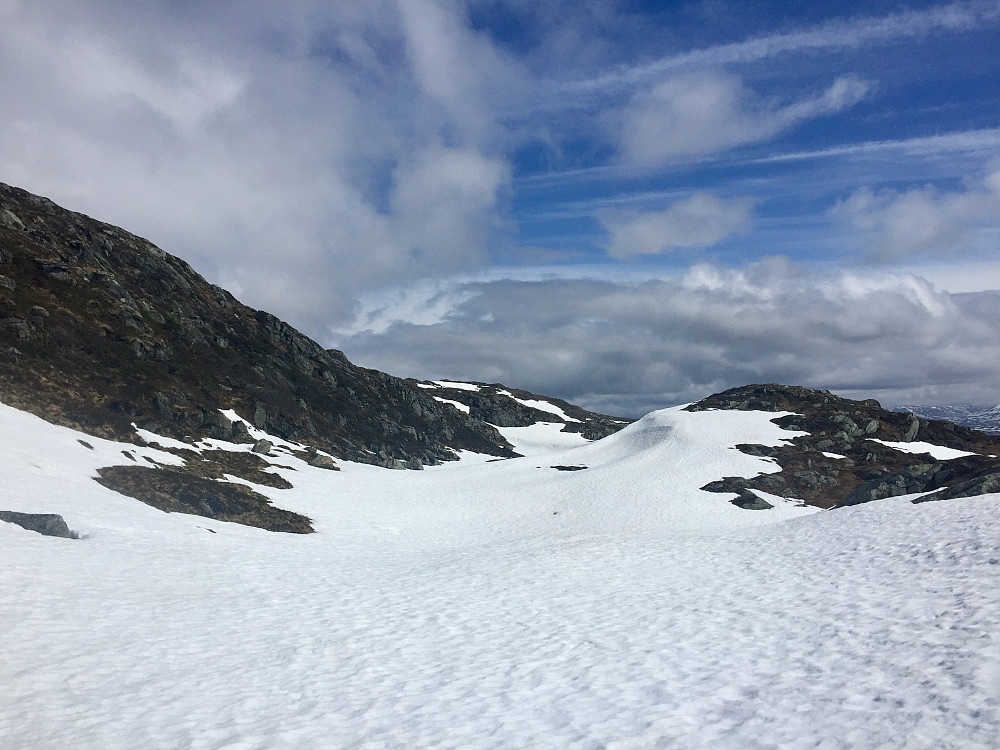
[181,449,295,489]
[551,465,588,471]
[914,470,1000,504]
[688,384,1000,509]
[411,380,631,441]
[95,465,312,533]
[304,452,339,471]
[729,492,773,510]
[701,477,773,509]
[0,181,542,466]
[0,511,76,538]
[839,464,940,507]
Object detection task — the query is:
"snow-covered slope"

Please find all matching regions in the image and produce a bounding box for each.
[2,400,998,749]
[412,379,631,442]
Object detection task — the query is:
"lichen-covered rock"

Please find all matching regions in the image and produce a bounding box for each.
[688,384,1000,509]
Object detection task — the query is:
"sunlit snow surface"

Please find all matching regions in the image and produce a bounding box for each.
[431,396,471,414]
[496,389,581,422]
[868,438,978,461]
[2,402,999,749]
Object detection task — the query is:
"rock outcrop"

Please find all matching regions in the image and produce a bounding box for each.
[0,511,76,538]
[95,466,313,534]
[411,380,631,440]
[688,384,1000,509]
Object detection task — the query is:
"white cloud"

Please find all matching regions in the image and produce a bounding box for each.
[569,1,997,96]
[616,71,869,164]
[395,0,524,142]
[340,261,1000,416]
[831,168,1000,260]
[600,193,752,258]
[0,1,518,333]
[749,127,1000,165]
[390,147,509,270]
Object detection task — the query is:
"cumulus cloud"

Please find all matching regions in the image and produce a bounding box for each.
[0,1,518,332]
[600,193,752,258]
[390,147,510,269]
[615,71,869,164]
[396,0,524,142]
[340,261,1000,416]
[831,169,1000,260]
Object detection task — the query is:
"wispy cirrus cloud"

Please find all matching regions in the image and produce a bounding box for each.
[614,71,869,164]
[563,1,999,96]
[749,127,1000,165]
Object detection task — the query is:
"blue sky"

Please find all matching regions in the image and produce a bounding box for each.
[1,0,998,414]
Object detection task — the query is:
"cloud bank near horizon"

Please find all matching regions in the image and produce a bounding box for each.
[338,264,1000,416]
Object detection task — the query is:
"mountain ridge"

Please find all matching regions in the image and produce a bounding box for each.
[0,181,628,470]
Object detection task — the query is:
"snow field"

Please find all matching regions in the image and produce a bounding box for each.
[1,402,998,749]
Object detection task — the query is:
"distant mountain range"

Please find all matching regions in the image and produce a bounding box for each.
[898,404,1000,435]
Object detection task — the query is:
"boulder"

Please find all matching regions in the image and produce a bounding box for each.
[0,511,75,538]
[251,439,273,455]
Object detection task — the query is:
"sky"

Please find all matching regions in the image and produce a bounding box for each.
[1,0,998,416]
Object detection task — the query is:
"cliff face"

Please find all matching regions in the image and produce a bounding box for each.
[0,182,530,467]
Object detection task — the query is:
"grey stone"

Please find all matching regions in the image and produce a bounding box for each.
[252,439,273,455]
[0,511,75,538]
[730,491,773,510]
[231,419,252,443]
[253,405,267,430]
[0,207,24,230]
[306,452,339,470]
[914,472,1000,503]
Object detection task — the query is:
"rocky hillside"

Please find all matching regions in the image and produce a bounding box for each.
[0,182,627,469]
[689,384,1000,509]
[410,380,631,440]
